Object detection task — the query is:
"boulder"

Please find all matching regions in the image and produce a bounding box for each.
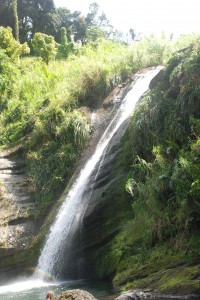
[114,289,151,300]
[58,289,97,300]
[46,291,57,300]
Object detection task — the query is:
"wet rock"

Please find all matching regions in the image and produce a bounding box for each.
[58,289,97,300]
[114,289,151,300]
[114,289,200,299]
[0,145,39,283]
[46,291,56,300]
[0,145,37,250]
[149,68,164,89]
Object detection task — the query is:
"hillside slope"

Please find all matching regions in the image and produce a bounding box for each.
[88,40,200,295]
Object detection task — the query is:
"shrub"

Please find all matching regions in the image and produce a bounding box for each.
[0,26,30,60]
[32,32,57,64]
[57,27,76,59]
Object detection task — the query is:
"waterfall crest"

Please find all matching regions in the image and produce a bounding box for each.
[35,67,163,281]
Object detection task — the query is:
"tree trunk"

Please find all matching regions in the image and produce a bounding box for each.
[12,0,19,41]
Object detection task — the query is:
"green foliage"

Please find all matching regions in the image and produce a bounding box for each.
[0,49,20,120]
[12,0,19,41]
[61,27,67,45]
[32,32,57,64]
[126,39,200,243]
[0,0,113,45]
[130,33,200,68]
[0,0,59,43]
[25,108,90,207]
[0,26,29,60]
[130,34,172,67]
[94,38,200,290]
[86,26,108,42]
[57,27,76,59]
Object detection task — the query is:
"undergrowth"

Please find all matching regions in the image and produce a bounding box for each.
[94,38,200,292]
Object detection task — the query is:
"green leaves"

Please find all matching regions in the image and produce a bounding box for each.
[25,109,90,208]
[0,26,30,60]
[32,32,57,64]
[102,39,200,287]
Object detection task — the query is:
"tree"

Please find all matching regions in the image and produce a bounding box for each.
[61,27,67,45]
[98,12,110,29]
[129,28,136,41]
[56,7,73,43]
[86,26,107,42]
[85,2,113,43]
[0,1,15,38]
[57,27,75,59]
[12,0,19,41]
[0,0,60,42]
[71,11,87,44]
[32,32,57,64]
[85,2,100,26]
[19,0,60,40]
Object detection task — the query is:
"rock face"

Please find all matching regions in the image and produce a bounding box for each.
[149,68,164,89]
[114,289,200,300]
[0,145,37,250]
[0,144,38,282]
[114,290,151,300]
[78,119,131,276]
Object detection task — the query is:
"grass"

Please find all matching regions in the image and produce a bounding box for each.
[91,37,200,294]
[112,236,200,294]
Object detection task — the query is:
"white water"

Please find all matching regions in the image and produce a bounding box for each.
[0,280,52,294]
[34,67,163,281]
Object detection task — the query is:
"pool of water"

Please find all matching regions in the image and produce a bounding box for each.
[0,279,199,300]
[0,279,115,300]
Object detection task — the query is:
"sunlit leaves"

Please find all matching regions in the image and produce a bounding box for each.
[32,32,57,64]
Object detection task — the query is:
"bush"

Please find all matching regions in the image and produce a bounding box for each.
[56,27,76,59]
[0,26,30,60]
[32,32,57,64]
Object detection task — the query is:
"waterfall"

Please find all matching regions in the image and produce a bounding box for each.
[35,67,163,281]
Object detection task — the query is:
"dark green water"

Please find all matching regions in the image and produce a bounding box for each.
[0,279,115,300]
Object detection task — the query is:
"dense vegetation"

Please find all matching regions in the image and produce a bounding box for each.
[1,27,198,213]
[95,39,200,294]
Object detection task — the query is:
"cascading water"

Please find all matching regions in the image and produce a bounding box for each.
[34,67,163,281]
